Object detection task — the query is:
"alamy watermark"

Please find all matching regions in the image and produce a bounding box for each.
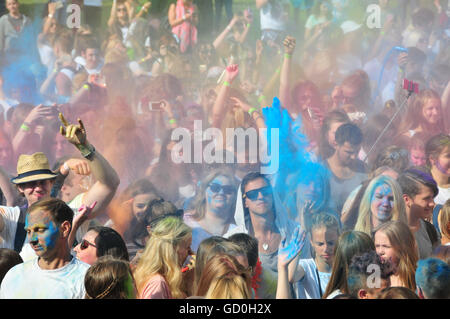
[66,4,81,29]
[170,120,280,175]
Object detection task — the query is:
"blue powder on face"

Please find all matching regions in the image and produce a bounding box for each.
[261,97,333,222]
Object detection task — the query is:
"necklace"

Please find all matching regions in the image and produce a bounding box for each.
[260,227,275,251]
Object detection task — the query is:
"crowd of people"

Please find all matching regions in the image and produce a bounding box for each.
[0,0,449,299]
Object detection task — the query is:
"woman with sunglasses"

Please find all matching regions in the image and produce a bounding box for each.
[183,168,238,252]
[228,172,302,298]
[74,226,129,266]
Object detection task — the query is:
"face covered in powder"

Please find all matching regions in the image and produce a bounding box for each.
[25,209,61,259]
[370,183,394,226]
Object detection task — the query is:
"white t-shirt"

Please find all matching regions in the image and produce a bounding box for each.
[293,258,331,299]
[259,0,289,31]
[435,186,450,206]
[0,206,20,250]
[0,257,90,299]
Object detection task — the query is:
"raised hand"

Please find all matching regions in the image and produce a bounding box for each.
[24,104,56,125]
[60,158,91,176]
[278,226,307,269]
[59,113,87,146]
[230,96,252,113]
[283,36,296,55]
[225,64,239,84]
[73,201,97,229]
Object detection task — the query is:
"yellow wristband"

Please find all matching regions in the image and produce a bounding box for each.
[83,84,90,90]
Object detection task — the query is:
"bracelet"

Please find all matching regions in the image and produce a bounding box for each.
[275,67,281,74]
[246,23,251,28]
[83,84,90,90]
[223,81,231,87]
[226,25,232,31]
[169,118,177,125]
[248,107,258,116]
[48,13,53,19]
[257,95,266,103]
[77,143,96,160]
[182,14,186,21]
[20,123,30,132]
[284,53,292,59]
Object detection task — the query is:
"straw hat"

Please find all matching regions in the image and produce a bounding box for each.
[11,152,58,184]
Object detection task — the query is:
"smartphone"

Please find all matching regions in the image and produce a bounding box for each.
[148,101,164,111]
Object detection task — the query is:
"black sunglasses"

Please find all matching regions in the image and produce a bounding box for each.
[80,239,97,250]
[208,183,235,195]
[243,186,272,201]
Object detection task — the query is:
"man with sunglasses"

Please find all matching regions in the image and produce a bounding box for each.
[229,172,303,298]
[0,198,90,298]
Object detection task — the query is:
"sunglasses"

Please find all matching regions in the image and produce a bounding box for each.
[208,183,235,195]
[80,239,97,250]
[243,186,272,201]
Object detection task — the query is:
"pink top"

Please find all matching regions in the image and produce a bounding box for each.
[172,0,197,53]
[139,274,173,299]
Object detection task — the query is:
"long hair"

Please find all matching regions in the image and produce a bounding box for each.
[85,256,135,299]
[355,175,407,236]
[195,254,252,299]
[133,216,192,299]
[322,231,375,298]
[194,237,245,291]
[399,89,446,136]
[374,221,418,291]
[190,167,237,222]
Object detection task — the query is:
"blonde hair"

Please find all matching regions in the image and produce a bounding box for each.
[438,199,450,239]
[133,217,192,298]
[355,175,407,236]
[196,254,252,299]
[374,221,418,290]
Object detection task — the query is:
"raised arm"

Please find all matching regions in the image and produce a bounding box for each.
[211,64,239,128]
[213,15,239,50]
[279,36,295,110]
[108,0,118,27]
[0,166,16,206]
[59,113,120,220]
[276,226,306,299]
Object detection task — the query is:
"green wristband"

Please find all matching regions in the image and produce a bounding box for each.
[169,118,177,124]
[258,95,266,103]
[223,81,231,87]
[248,107,258,116]
[20,123,30,132]
[284,53,292,59]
